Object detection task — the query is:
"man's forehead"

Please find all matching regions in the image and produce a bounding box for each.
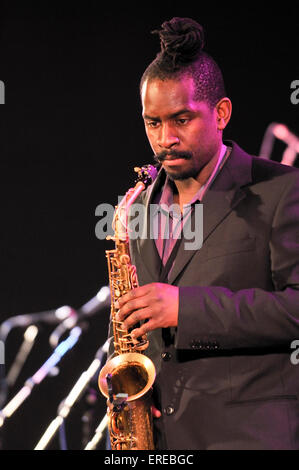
[142,76,195,101]
[142,77,206,118]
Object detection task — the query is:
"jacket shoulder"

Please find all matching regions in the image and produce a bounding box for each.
[227,140,299,185]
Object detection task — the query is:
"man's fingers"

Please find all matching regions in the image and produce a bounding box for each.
[122,307,151,330]
[151,406,161,419]
[115,284,152,309]
[116,295,150,321]
[130,317,155,339]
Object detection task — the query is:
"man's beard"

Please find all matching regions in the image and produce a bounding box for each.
[153,150,199,181]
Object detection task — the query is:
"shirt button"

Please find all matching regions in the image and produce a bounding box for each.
[164,406,175,416]
[161,352,172,361]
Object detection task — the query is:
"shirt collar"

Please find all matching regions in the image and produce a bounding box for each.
[153,143,230,215]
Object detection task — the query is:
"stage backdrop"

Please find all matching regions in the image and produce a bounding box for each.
[0,3,298,449]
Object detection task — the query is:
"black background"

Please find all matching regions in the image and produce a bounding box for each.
[0,1,298,450]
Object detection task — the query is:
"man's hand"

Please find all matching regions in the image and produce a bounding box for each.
[151,405,162,419]
[115,283,179,338]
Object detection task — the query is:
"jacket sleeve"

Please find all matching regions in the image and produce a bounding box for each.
[175,171,299,351]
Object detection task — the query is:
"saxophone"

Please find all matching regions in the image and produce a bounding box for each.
[98,165,157,450]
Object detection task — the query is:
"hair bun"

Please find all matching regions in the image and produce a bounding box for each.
[153,17,205,65]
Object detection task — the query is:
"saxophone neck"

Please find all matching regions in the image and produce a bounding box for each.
[110,182,144,242]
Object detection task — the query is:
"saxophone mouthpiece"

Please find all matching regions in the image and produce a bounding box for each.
[134,165,158,189]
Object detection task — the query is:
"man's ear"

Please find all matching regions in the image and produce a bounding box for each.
[216,97,232,131]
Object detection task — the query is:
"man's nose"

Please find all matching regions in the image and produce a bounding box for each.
[157,123,179,149]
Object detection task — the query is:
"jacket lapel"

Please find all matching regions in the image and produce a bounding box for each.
[134,168,165,282]
[168,142,253,284]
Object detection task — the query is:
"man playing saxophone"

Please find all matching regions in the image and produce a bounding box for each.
[107,17,299,450]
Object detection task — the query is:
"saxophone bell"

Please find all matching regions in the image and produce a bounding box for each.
[98,353,156,450]
[99,353,155,404]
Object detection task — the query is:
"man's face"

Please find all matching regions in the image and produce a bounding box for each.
[141,76,222,181]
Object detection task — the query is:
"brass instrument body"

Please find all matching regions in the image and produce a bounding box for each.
[98,166,157,450]
[99,352,155,450]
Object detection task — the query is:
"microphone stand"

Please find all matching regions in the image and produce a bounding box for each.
[6,325,39,388]
[84,414,108,450]
[34,339,109,450]
[0,286,109,411]
[0,306,76,411]
[0,326,82,429]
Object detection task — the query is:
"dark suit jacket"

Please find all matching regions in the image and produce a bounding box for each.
[128,141,299,450]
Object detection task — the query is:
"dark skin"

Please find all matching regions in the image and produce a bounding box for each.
[115,76,232,417]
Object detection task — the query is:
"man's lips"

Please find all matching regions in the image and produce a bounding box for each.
[163,157,187,166]
[163,154,181,160]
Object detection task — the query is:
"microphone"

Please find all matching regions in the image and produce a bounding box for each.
[0,306,76,343]
[272,124,299,150]
[272,124,299,166]
[49,286,110,348]
[259,122,299,166]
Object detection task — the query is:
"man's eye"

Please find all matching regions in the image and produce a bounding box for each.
[177,118,189,125]
[146,121,159,128]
